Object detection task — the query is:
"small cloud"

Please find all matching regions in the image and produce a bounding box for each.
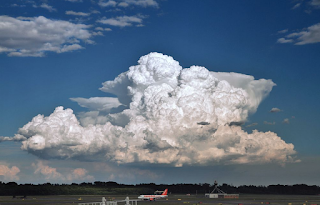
[121,0,159,8]
[118,2,129,7]
[246,122,258,127]
[98,0,159,8]
[92,31,104,36]
[95,27,112,32]
[278,29,288,34]
[292,3,301,9]
[66,0,83,2]
[40,3,57,12]
[97,15,146,27]
[264,121,276,125]
[270,108,282,113]
[283,118,290,124]
[277,38,294,44]
[98,0,117,7]
[66,11,91,16]
[91,10,101,14]
[11,3,26,7]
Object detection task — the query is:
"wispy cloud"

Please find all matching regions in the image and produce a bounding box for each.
[98,0,158,8]
[97,15,146,27]
[310,0,320,8]
[120,0,158,8]
[264,121,276,125]
[277,38,294,43]
[66,0,83,2]
[98,0,117,7]
[39,3,57,12]
[292,3,301,9]
[66,10,91,16]
[246,123,258,127]
[278,29,288,34]
[283,118,290,124]
[277,22,320,45]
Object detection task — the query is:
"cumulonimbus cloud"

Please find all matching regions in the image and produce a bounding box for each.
[14,52,297,166]
[0,16,92,57]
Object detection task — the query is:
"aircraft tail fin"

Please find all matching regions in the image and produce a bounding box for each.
[162,189,168,195]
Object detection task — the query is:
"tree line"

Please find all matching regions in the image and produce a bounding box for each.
[1,181,320,196]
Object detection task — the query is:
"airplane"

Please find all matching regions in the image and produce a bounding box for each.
[138,189,168,201]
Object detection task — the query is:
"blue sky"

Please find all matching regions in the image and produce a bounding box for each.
[1,0,320,186]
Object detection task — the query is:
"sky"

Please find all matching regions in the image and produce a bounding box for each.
[1,0,320,187]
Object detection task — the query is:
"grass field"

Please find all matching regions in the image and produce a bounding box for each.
[1,194,320,205]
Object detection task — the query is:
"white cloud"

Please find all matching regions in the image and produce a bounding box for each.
[283,118,290,124]
[0,164,20,181]
[33,161,62,181]
[70,97,122,111]
[246,123,258,127]
[292,3,301,9]
[264,121,276,125]
[97,15,145,27]
[98,0,158,8]
[310,0,320,8]
[277,22,320,45]
[0,16,92,57]
[39,3,57,12]
[91,10,101,14]
[278,29,288,34]
[66,0,83,2]
[0,134,26,142]
[92,31,104,36]
[67,168,94,181]
[11,3,26,7]
[66,11,91,16]
[120,0,158,8]
[98,0,117,7]
[32,160,94,182]
[17,53,297,167]
[270,107,282,113]
[118,2,129,7]
[277,38,293,44]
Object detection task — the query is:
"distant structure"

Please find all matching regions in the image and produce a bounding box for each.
[205,181,239,199]
[78,197,138,205]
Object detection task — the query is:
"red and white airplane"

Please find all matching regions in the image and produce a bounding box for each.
[138,189,168,201]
